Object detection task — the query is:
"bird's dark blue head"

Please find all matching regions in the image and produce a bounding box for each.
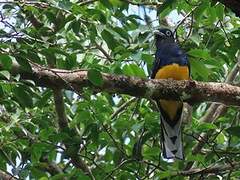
[153,28,189,67]
[155,28,175,47]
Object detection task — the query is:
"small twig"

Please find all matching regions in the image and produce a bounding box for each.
[174,6,198,38]
[104,159,135,180]
[219,20,231,45]
[129,98,141,121]
[142,166,158,180]
[77,0,97,6]
[77,154,110,177]
[101,123,126,156]
[0,12,18,33]
[95,43,113,62]
[142,160,165,171]
[111,97,137,120]
[184,12,194,42]
[205,20,221,47]
[122,0,162,6]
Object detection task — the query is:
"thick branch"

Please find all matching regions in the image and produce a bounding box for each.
[0,170,17,180]
[178,162,240,176]
[11,63,240,106]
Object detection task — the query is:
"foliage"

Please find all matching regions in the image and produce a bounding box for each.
[0,0,239,179]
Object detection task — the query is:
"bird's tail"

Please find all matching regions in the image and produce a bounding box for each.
[160,112,184,160]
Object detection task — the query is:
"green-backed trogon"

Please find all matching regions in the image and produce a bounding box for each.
[151,28,190,160]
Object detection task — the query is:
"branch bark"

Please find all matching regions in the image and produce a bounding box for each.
[178,162,240,176]
[9,63,240,106]
[0,170,17,180]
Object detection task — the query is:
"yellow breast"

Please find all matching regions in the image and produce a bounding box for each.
[155,63,189,121]
[154,63,189,80]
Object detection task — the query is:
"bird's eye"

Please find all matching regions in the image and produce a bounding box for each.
[166,30,172,36]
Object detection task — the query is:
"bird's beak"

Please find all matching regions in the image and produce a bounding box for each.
[154,31,165,37]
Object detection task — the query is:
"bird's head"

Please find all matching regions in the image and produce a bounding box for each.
[154,28,174,46]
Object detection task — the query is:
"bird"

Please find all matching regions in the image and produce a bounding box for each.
[151,28,190,160]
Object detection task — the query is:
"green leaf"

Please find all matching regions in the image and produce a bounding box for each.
[0,54,12,70]
[71,20,80,35]
[190,59,210,80]
[215,4,224,21]
[0,70,10,80]
[226,126,240,137]
[87,69,103,86]
[39,177,48,180]
[143,147,159,157]
[27,51,42,64]
[141,54,154,64]
[87,9,107,24]
[75,110,91,124]
[51,174,68,180]
[194,2,209,21]
[39,128,54,141]
[122,64,146,78]
[188,49,211,59]
[109,0,123,6]
[207,7,217,25]
[157,171,171,179]
[141,53,154,72]
[99,0,111,8]
[190,34,201,46]
[13,85,33,108]
[15,56,32,72]
[40,49,57,66]
[112,26,129,40]
[125,17,138,30]
[85,123,99,142]
[216,132,225,144]
[157,0,176,16]
[36,90,52,108]
[196,122,217,131]
[101,29,118,50]
[31,143,44,163]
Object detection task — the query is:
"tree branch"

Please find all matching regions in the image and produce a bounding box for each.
[8,63,240,106]
[0,169,17,180]
[184,56,240,170]
[123,0,162,6]
[53,89,95,179]
[111,97,137,120]
[178,162,240,176]
[95,43,113,62]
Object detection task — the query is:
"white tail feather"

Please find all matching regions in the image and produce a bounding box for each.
[161,115,183,160]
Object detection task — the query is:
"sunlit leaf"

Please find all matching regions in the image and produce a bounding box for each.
[122,64,146,78]
[0,70,10,80]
